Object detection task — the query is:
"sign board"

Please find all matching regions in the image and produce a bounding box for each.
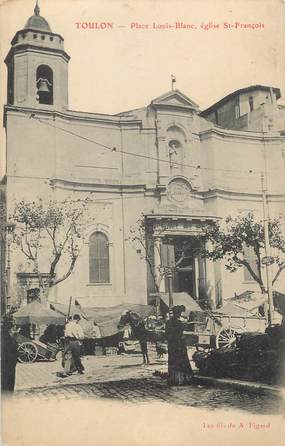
[198,334,211,345]
[262,256,275,266]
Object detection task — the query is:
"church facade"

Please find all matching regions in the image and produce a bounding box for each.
[3,5,285,309]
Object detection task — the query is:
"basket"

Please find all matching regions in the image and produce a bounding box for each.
[105,347,118,356]
[94,346,104,356]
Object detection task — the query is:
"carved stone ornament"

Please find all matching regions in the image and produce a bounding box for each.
[167,178,192,203]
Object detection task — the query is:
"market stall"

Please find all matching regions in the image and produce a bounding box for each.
[12,301,66,363]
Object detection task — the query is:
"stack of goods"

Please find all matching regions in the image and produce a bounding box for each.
[105,347,118,356]
[193,327,285,384]
[192,346,239,378]
[188,311,208,332]
[236,332,275,382]
[265,325,285,384]
[94,345,105,356]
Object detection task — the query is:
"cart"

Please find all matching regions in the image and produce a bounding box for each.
[147,308,266,351]
[16,334,62,363]
[183,310,266,350]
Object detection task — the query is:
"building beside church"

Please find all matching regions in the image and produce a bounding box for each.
[2,4,285,310]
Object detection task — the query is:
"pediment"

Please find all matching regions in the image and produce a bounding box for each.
[151,89,199,111]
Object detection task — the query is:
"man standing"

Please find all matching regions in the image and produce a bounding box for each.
[1,316,18,392]
[64,314,85,375]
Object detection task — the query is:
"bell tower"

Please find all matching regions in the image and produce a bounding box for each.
[5,1,70,110]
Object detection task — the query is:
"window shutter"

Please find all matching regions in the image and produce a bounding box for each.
[89,232,110,283]
[161,242,175,267]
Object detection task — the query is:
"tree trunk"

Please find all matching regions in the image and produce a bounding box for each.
[39,286,50,304]
[261,288,269,324]
[154,281,161,319]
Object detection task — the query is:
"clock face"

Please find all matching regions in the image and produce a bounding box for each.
[167,179,191,203]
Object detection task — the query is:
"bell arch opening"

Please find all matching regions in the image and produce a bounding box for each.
[36,65,53,105]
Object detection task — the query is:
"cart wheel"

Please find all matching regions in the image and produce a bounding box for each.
[216,328,238,349]
[18,342,38,363]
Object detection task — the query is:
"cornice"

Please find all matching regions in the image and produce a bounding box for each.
[146,212,218,221]
[4,106,142,127]
[202,188,285,201]
[49,177,154,193]
[199,127,284,143]
[151,103,198,113]
[11,173,284,201]
[5,44,70,64]
[11,29,65,45]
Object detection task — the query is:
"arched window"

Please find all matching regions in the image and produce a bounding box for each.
[36,65,53,105]
[89,232,110,283]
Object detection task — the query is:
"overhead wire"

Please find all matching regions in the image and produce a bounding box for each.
[3,110,284,208]
[26,112,266,176]
[5,108,284,187]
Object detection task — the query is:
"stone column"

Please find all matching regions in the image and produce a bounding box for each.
[205,241,216,309]
[154,236,164,292]
[198,254,206,303]
[194,256,199,299]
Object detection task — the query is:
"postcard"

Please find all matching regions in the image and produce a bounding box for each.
[0,0,285,445]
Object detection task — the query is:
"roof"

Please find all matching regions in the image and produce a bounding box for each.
[159,292,202,312]
[200,85,281,116]
[25,15,51,31]
[151,89,200,111]
[24,2,51,32]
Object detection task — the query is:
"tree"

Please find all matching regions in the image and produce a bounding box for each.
[200,212,285,293]
[10,197,90,302]
[128,215,163,294]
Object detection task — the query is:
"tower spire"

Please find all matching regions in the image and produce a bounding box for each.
[34,0,40,16]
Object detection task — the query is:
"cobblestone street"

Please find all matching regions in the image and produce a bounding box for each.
[15,347,169,391]
[3,348,285,446]
[13,348,285,415]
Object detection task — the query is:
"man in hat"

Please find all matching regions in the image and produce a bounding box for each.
[64,314,85,375]
[1,316,18,392]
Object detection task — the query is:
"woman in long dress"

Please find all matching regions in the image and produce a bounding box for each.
[165,305,193,386]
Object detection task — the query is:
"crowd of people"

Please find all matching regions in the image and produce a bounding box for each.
[1,305,194,392]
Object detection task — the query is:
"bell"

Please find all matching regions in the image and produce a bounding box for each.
[37,78,50,93]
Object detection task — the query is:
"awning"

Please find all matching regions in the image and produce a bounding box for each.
[159,292,202,313]
[49,301,155,338]
[213,302,253,318]
[273,291,285,316]
[228,290,285,315]
[13,301,66,325]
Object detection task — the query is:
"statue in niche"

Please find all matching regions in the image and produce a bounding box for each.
[168,139,181,173]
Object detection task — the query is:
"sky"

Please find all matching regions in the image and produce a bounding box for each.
[0,0,285,175]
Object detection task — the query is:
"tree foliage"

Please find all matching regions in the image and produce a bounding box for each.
[10,197,90,300]
[128,214,163,292]
[201,212,285,292]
